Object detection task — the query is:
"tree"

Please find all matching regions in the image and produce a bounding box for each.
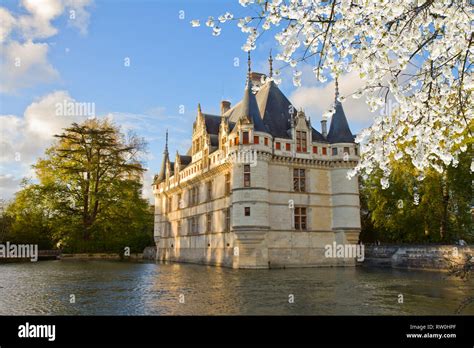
[360,149,472,243]
[5,119,153,253]
[193,0,473,183]
[2,180,55,249]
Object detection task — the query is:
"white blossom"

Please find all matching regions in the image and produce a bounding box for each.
[192,1,473,183]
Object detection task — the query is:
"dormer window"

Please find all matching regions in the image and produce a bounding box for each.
[243,131,249,144]
[296,131,307,152]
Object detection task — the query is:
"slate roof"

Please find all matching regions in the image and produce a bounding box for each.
[159,73,354,180]
[179,155,192,166]
[229,78,268,132]
[312,127,328,143]
[203,114,221,135]
[327,101,355,143]
[255,81,294,138]
[155,148,169,183]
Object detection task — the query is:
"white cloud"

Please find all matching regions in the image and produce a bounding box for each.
[0,40,59,93]
[0,174,22,202]
[17,0,63,40]
[290,70,375,131]
[0,0,93,93]
[0,90,98,200]
[0,90,85,167]
[0,7,16,43]
[65,0,92,35]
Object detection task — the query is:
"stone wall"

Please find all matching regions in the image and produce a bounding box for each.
[363,245,473,271]
[142,246,157,260]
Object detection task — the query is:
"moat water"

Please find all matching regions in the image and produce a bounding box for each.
[0,260,472,315]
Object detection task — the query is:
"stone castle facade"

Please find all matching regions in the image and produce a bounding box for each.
[153,58,361,269]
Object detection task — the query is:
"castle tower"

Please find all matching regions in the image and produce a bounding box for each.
[229,52,271,268]
[154,130,170,257]
[327,79,361,247]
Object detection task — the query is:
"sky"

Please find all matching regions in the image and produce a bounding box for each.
[0,0,375,202]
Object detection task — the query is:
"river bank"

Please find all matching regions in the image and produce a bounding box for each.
[1,245,471,273]
[363,245,472,271]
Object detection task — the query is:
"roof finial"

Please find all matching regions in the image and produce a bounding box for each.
[247,51,251,80]
[335,77,339,103]
[268,49,273,78]
[164,129,168,153]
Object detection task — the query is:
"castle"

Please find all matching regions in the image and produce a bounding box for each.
[153,54,361,269]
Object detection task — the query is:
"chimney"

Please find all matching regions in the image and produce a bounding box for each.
[221,100,231,115]
[250,72,266,88]
[321,118,327,138]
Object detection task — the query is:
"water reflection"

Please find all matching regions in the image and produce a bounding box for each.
[0,261,472,315]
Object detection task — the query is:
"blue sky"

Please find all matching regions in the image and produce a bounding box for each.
[0,0,372,201]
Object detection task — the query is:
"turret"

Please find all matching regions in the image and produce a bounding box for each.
[155,130,169,184]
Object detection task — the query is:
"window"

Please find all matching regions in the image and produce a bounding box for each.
[276,142,281,150]
[243,131,249,144]
[195,187,200,205]
[296,131,307,152]
[244,164,251,187]
[322,147,327,155]
[313,146,318,154]
[332,147,338,156]
[225,208,231,232]
[225,173,231,195]
[354,147,358,156]
[177,193,182,209]
[188,216,199,234]
[206,181,212,201]
[344,147,350,155]
[206,213,212,232]
[165,222,171,237]
[294,207,307,230]
[189,186,199,206]
[235,137,239,146]
[177,220,182,235]
[293,168,306,192]
[193,138,202,153]
[254,135,259,144]
[264,138,268,146]
[167,196,172,212]
[286,143,291,151]
[244,207,250,216]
